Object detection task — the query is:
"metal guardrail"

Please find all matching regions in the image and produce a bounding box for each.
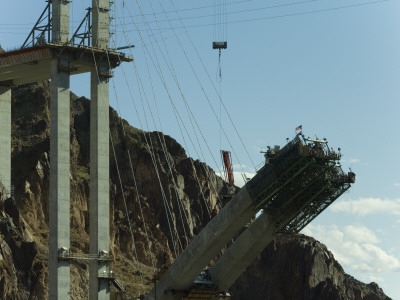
[58,249,113,262]
[98,272,125,292]
[58,250,125,292]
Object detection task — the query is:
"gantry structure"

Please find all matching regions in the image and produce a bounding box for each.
[0,1,131,299]
[146,136,355,299]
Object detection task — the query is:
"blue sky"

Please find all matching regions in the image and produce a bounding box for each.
[1,0,399,298]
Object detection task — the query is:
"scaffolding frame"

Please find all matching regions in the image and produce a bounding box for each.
[21,0,52,48]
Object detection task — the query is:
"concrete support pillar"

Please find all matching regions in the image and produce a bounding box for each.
[209,212,275,291]
[92,0,110,49]
[0,87,11,196]
[89,65,110,300]
[90,1,110,299]
[49,57,71,299]
[52,0,70,43]
[146,187,257,300]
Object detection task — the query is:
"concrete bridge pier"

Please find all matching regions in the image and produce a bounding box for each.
[0,86,11,196]
[89,1,111,299]
[89,63,110,300]
[49,56,71,299]
[49,0,71,299]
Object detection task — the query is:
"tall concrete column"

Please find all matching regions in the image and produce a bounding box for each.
[49,57,71,299]
[52,0,70,43]
[49,1,71,299]
[89,64,110,300]
[90,1,110,299]
[0,86,11,195]
[92,0,110,49]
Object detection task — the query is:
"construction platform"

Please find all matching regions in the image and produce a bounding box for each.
[247,135,354,233]
[0,43,133,86]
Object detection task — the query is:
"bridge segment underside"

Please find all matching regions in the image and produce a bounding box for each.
[0,44,128,87]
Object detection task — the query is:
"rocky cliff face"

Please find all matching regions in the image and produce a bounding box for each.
[0,81,391,299]
[8,81,228,298]
[230,234,391,300]
[0,183,47,300]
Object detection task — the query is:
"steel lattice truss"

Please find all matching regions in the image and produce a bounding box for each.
[247,135,354,233]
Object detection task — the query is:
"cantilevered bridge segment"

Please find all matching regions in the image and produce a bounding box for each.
[146,136,354,300]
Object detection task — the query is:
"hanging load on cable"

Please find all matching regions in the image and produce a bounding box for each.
[213,0,227,81]
[213,0,231,189]
[212,0,227,50]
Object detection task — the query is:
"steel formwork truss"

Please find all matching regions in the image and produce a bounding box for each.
[273,180,331,232]
[246,135,353,234]
[70,8,92,46]
[22,1,94,49]
[284,179,351,233]
[21,1,52,48]
[252,157,314,208]
[266,172,327,227]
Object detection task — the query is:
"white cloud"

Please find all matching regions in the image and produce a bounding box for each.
[215,171,256,188]
[344,225,380,244]
[394,220,400,229]
[302,224,400,274]
[330,198,400,216]
[232,164,247,170]
[352,263,375,273]
[233,172,255,188]
[368,275,384,283]
[351,243,400,273]
[341,158,361,164]
[349,158,361,164]
[394,183,400,187]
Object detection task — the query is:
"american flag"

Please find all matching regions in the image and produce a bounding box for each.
[295,125,302,131]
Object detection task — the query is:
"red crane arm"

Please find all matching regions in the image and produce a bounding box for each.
[221,150,234,186]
